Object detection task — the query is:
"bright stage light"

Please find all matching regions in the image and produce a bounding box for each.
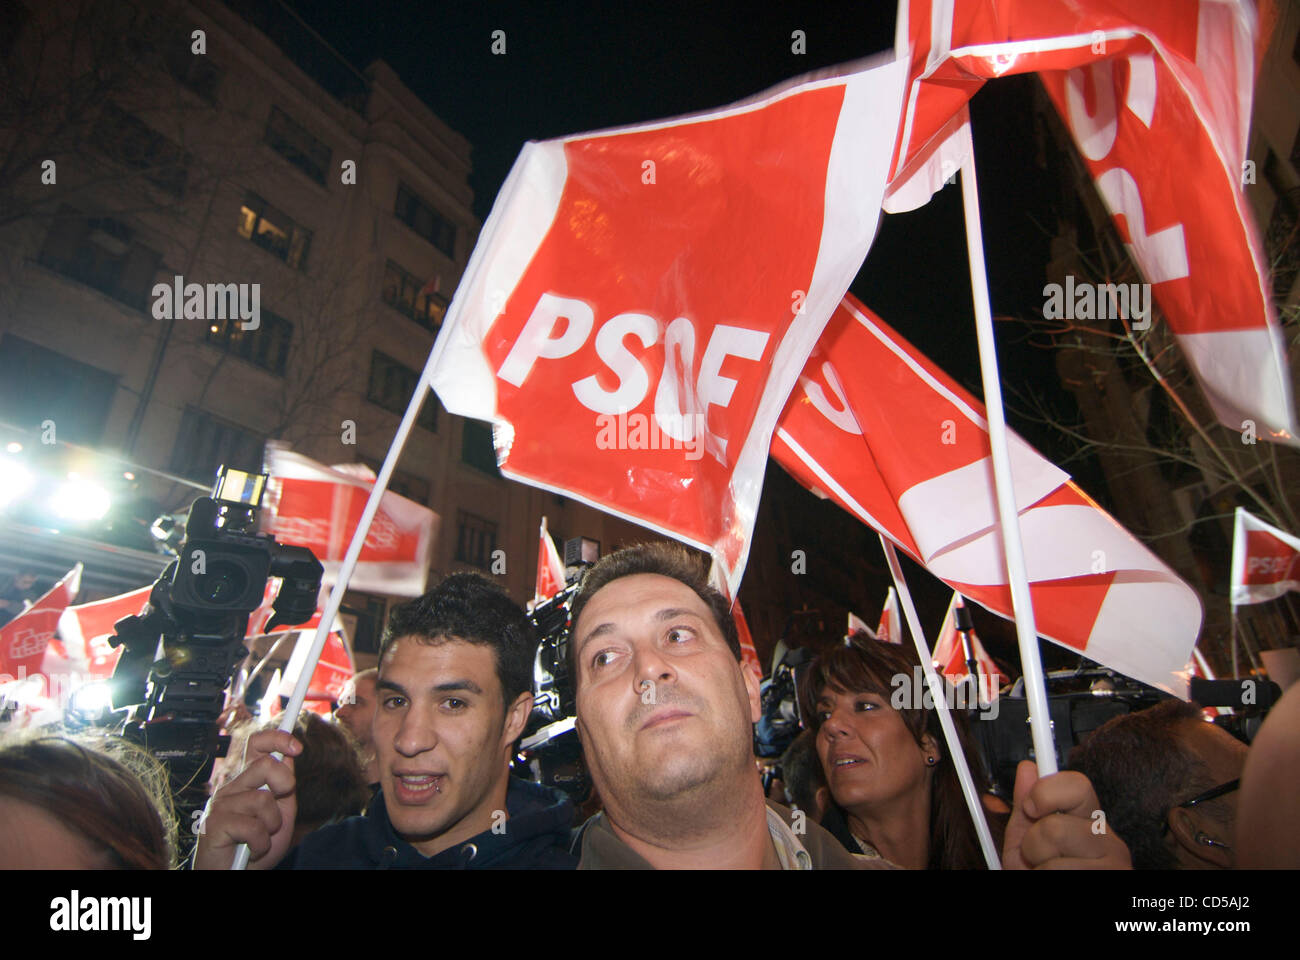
[0,459,35,508]
[50,476,111,521]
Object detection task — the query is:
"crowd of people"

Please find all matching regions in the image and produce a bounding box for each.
[1,541,1297,870]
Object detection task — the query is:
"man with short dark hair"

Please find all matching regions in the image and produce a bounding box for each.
[196,572,577,869]
[1069,699,1247,868]
[569,541,1132,870]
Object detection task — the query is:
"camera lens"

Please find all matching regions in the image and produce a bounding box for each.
[195,562,249,606]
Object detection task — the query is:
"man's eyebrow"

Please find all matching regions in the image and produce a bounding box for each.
[374,678,483,696]
[375,678,407,697]
[432,679,483,695]
[576,607,706,658]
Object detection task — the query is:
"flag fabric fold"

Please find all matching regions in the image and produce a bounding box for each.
[773,294,1202,695]
[876,587,903,644]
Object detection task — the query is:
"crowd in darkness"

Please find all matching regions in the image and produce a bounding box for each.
[1,543,1297,870]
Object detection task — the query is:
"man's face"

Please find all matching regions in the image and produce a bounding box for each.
[335,673,377,747]
[572,574,759,812]
[373,637,514,852]
[813,685,932,811]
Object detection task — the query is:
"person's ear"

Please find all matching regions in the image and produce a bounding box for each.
[741,659,762,724]
[920,733,942,766]
[502,690,533,749]
[813,785,831,824]
[1167,806,1233,868]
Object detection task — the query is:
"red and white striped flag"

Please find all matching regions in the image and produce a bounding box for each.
[876,588,903,644]
[773,294,1202,695]
[428,55,908,597]
[1,565,80,682]
[885,0,1294,445]
[1230,507,1300,607]
[930,592,1006,700]
[535,516,567,605]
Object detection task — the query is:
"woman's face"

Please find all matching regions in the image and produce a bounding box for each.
[813,685,934,813]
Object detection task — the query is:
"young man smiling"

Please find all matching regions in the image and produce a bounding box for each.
[195,573,576,869]
[567,542,1132,870]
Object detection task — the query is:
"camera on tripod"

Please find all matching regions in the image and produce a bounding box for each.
[108,467,322,823]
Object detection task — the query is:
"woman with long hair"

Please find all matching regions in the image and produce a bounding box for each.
[798,636,1004,869]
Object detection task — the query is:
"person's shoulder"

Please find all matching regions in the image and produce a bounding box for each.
[282,814,376,868]
[766,799,899,870]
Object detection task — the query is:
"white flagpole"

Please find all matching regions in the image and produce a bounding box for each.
[959,135,1058,776]
[231,351,439,869]
[880,536,1002,869]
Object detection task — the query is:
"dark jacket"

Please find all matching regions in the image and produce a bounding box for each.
[576,799,898,869]
[280,777,578,869]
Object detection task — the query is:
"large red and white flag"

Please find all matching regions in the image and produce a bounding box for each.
[773,294,1202,695]
[877,587,903,644]
[930,592,1007,700]
[264,447,438,597]
[428,55,908,596]
[1230,506,1300,606]
[535,516,566,605]
[0,565,80,682]
[886,0,1295,445]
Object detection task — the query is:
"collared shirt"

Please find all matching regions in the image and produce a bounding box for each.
[577,799,898,869]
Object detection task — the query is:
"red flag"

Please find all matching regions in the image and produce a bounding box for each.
[535,516,566,604]
[876,587,903,644]
[773,295,1201,695]
[277,613,354,714]
[0,565,80,681]
[930,593,1006,700]
[887,0,1294,444]
[265,446,438,597]
[58,584,152,680]
[1230,507,1300,606]
[847,611,876,640]
[429,55,908,596]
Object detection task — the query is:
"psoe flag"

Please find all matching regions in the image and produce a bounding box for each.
[1230,507,1300,606]
[265,446,438,598]
[429,54,907,596]
[773,295,1202,695]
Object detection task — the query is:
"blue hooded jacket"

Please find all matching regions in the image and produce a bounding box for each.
[280,777,577,869]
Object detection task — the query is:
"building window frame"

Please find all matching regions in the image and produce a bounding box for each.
[237,193,312,270]
[394,182,456,259]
